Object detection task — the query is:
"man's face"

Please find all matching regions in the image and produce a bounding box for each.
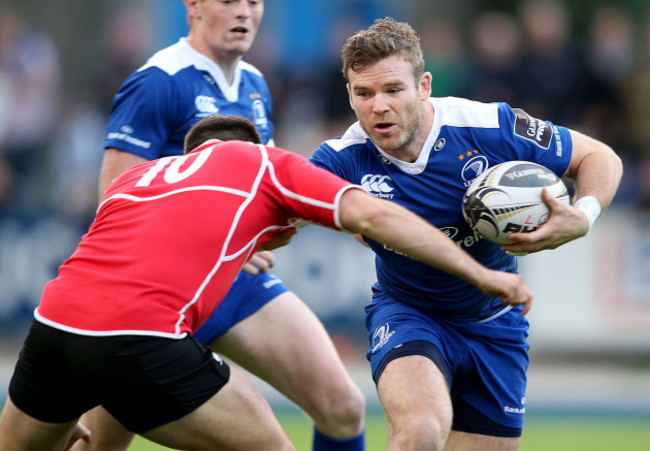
[191,0,264,57]
[347,55,429,155]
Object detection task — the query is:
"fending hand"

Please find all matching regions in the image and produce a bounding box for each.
[478,270,533,316]
[242,250,276,275]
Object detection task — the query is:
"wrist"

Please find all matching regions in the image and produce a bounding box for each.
[574,195,601,230]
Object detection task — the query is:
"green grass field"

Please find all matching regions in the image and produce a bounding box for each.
[130,410,650,450]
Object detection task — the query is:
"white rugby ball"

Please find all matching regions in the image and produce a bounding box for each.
[462,161,570,244]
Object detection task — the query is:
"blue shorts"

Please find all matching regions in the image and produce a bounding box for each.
[365,290,529,436]
[193,271,288,345]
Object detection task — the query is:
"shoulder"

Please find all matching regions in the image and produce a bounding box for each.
[321,122,369,153]
[238,60,270,93]
[239,60,264,78]
[432,96,502,129]
[138,39,204,77]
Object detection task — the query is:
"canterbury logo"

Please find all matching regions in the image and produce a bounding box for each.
[195,95,219,115]
[361,174,394,197]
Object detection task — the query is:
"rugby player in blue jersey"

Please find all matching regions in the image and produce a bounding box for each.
[75,1,366,450]
[310,17,623,451]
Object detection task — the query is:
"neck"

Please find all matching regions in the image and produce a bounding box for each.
[186,35,241,85]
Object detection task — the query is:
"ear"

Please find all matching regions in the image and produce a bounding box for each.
[347,83,354,110]
[420,72,432,100]
[184,0,201,21]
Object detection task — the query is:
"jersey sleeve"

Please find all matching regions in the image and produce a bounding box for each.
[257,76,275,144]
[268,149,360,230]
[493,102,573,176]
[104,67,176,160]
[310,141,355,180]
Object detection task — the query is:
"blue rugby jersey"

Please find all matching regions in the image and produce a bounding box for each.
[104,38,274,158]
[311,96,573,321]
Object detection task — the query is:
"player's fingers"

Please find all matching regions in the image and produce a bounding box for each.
[255,250,276,267]
[242,262,261,275]
[247,251,276,272]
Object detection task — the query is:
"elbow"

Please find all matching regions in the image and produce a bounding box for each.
[340,192,390,235]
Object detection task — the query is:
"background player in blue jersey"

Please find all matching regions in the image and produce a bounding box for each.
[75,1,366,450]
[310,17,623,451]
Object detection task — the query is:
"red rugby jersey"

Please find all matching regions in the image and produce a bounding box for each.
[36,140,358,338]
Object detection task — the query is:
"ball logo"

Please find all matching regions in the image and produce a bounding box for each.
[462,161,570,244]
[501,165,558,187]
[195,95,219,114]
[434,138,446,151]
[120,125,133,134]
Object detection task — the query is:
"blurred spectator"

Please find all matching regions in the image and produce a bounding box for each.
[46,102,106,223]
[87,4,155,114]
[621,10,650,209]
[578,6,634,142]
[321,12,368,140]
[577,4,634,202]
[0,155,13,215]
[585,5,637,86]
[45,5,155,222]
[463,10,523,105]
[0,3,61,207]
[419,16,468,98]
[515,0,588,125]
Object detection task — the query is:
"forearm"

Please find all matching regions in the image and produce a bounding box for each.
[341,192,489,286]
[99,148,148,198]
[340,189,532,310]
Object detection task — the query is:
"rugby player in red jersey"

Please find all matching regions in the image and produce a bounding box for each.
[0,115,531,451]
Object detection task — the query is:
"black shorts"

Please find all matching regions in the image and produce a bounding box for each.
[9,320,230,433]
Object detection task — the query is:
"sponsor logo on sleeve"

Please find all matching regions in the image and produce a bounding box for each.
[107,125,151,149]
[553,126,563,156]
[513,108,552,149]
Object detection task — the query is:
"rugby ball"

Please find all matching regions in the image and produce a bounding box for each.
[462,161,569,244]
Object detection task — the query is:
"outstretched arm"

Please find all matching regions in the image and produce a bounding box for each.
[98,148,148,198]
[503,129,623,254]
[339,189,533,314]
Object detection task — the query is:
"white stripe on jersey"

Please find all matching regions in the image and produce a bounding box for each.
[138,38,263,103]
[324,124,368,152]
[174,144,271,334]
[98,186,252,213]
[34,311,189,339]
[432,97,500,129]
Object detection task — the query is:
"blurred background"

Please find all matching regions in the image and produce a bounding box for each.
[1,0,649,435]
